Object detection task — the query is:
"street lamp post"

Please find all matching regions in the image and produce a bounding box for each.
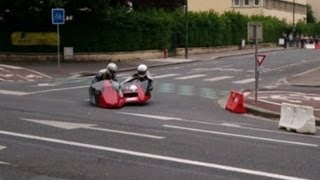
[185,0,189,59]
[293,0,295,33]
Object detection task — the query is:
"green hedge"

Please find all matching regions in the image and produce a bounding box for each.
[0,10,306,53]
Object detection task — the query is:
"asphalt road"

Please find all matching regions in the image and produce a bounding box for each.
[0,49,320,180]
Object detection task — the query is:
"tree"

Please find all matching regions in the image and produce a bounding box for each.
[306,4,316,23]
[0,0,183,26]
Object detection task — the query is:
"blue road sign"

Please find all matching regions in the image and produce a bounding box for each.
[52,8,65,25]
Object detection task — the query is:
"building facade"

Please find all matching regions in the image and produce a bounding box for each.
[188,0,307,24]
[308,0,320,22]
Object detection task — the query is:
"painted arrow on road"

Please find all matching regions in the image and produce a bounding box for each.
[0,145,10,165]
[20,118,164,139]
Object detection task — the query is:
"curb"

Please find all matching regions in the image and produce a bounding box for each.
[74,47,286,77]
[244,102,320,126]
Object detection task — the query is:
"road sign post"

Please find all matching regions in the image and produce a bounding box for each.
[51,8,65,68]
[248,22,263,102]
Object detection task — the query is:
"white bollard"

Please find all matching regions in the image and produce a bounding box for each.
[279,103,316,134]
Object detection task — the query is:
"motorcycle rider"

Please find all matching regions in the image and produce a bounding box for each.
[122,64,153,91]
[92,62,118,83]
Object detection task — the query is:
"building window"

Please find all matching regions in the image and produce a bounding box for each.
[244,0,250,6]
[254,0,261,6]
[233,0,241,7]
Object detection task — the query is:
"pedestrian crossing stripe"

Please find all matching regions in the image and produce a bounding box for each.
[153,74,180,79]
[178,85,195,96]
[156,83,228,100]
[157,83,175,93]
[200,88,217,99]
[233,78,255,84]
[175,74,207,80]
[204,76,234,82]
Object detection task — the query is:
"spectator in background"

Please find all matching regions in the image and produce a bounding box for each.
[288,32,293,47]
[300,34,305,48]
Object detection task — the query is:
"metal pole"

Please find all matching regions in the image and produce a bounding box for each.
[57,24,60,68]
[293,0,295,27]
[254,25,258,102]
[185,0,189,59]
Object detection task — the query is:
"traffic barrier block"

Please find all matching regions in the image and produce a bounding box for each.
[279,103,316,134]
[304,43,315,49]
[225,90,246,114]
[315,44,320,49]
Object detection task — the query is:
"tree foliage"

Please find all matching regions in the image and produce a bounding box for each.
[0,0,184,25]
[306,4,316,23]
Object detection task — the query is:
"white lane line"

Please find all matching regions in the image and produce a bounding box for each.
[117,73,130,77]
[0,90,29,96]
[88,126,164,139]
[0,130,308,180]
[164,125,318,147]
[175,74,207,80]
[0,145,6,150]
[118,112,320,139]
[21,118,165,140]
[0,64,22,69]
[30,85,89,94]
[293,67,320,77]
[153,74,180,79]
[0,74,14,78]
[203,76,234,82]
[233,78,255,84]
[16,74,33,81]
[117,112,183,121]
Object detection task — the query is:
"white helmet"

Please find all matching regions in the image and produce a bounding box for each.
[107,63,118,74]
[137,64,147,77]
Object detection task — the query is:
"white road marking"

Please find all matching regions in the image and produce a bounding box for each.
[20,68,52,79]
[30,85,89,94]
[164,125,318,147]
[0,74,14,78]
[248,96,320,111]
[0,145,10,165]
[175,74,207,80]
[25,74,43,79]
[0,67,10,72]
[292,66,320,77]
[153,74,180,79]
[0,130,308,180]
[0,64,22,69]
[204,76,234,82]
[233,78,255,84]
[0,90,29,96]
[21,118,164,139]
[117,73,130,77]
[118,112,320,139]
[37,83,59,87]
[16,74,33,81]
[117,112,183,121]
[221,123,241,128]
